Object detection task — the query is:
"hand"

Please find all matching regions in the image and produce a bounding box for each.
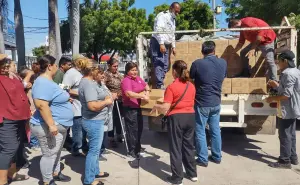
[267,80,279,88]
[160,44,166,54]
[172,47,176,56]
[49,125,58,136]
[31,110,36,116]
[69,98,74,103]
[141,94,149,102]
[26,82,33,89]
[112,93,118,100]
[105,96,113,105]
[246,49,257,57]
[150,104,158,115]
[266,97,275,103]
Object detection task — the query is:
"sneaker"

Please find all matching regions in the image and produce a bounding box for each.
[31,146,41,152]
[269,161,292,169]
[188,177,198,182]
[53,172,71,182]
[139,148,146,156]
[166,177,183,185]
[209,156,221,164]
[99,155,108,162]
[117,135,124,143]
[196,159,208,167]
[291,159,299,165]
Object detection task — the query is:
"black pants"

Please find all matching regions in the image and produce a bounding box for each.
[123,107,143,155]
[167,113,197,182]
[279,118,298,163]
[108,101,123,138]
[16,122,27,168]
[0,119,25,170]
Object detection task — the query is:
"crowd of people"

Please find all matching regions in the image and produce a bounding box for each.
[0,2,299,185]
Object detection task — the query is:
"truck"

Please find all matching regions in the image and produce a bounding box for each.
[135,17,298,135]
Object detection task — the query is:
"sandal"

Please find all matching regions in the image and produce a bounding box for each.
[95,172,109,179]
[8,173,30,183]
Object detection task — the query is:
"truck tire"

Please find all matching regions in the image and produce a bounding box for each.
[244,115,276,135]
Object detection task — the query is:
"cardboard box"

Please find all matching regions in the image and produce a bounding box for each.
[175,42,189,54]
[248,78,267,94]
[142,109,160,117]
[222,78,232,94]
[232,78,249,94]
[149,89,165,100]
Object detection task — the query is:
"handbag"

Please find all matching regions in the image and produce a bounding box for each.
[161,82,190,130]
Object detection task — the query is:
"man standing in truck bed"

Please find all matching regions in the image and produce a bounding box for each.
[150,2,181,89]
[228,17,277,81]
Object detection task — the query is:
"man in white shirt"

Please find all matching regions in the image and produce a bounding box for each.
[150,2,181,89]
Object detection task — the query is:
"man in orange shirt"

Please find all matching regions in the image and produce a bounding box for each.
[229,17,277,80]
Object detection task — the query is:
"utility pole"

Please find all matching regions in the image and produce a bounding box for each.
[212,0,216,36]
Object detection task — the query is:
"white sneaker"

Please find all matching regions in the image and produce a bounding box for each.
[189,177,198,182]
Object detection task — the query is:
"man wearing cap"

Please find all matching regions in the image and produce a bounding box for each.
[150,2,181,89]
[228,17,277,80]
[266,50,300,169]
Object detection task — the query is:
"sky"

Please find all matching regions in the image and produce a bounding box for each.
[7,0,228,55]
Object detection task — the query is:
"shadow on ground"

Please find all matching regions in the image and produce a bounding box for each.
[221,128,278,165]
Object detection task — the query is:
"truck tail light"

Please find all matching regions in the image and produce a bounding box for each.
[269,102,278,108]
[251,102,264,108]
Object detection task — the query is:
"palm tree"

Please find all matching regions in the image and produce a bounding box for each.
[0,0,8,53]
[14,0,25,68]
[48,0,62,63]
[67,0,80,56]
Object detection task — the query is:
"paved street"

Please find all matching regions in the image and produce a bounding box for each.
[14,123,300,185]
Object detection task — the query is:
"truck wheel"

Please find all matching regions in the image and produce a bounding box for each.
[244,115,276,135]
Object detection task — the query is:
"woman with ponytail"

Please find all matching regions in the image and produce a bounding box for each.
[151,60,197,185]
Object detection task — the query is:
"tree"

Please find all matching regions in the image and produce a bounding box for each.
[66,0,80,56]
[48,0,62,63]
[148,0,214,38]
[60,20,71,53]
[0,0,8,53]
[79,0,151,61]
[14,0,25,68]
[32,45,47,58]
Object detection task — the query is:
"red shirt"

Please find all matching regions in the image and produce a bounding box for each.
[239,17,276,45]
[0,75,30,123]
[164,79,196,116]
[121,75,147,108]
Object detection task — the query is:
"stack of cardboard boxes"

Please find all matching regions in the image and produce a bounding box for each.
[143,38,268,116]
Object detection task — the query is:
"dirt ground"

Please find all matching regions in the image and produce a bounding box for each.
[13,123,300,185]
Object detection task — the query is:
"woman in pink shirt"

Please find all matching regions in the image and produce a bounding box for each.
[121,62,150,158]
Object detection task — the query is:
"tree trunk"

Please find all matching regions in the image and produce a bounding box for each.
[0,15,5,53]
[71,0,80,56]
[48,0,62,63]
[14,0,26,68]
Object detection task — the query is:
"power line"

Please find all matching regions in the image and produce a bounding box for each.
[24,27,48,33]
[7,9,67,21]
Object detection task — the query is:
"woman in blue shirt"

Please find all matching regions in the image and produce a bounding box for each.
[30,55,74,185]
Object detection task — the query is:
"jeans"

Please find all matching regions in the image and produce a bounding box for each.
[30,134,39,147]
[195,105,222,164]
[240,42,277,80]
[150,37,171,89]
[30,123,69,183]
[0,119,25,170]
[82,119,104,184]
[167,113,197,183]
[72,117,88,154]
[278,118,298,163]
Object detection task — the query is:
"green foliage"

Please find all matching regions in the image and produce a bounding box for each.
[148,0,214,37]
[79,0,150,58]
[60,20,71,53]
[32,45,47,58]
